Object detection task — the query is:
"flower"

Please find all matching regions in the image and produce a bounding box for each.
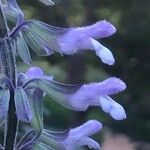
[69,77,126,120]
[26,66,53,80]
[20,20,116,65]
[3,0,116,65]
[22,67,126,120]
[62,120,102,150]
[37,120,102,150]
[57,20,116,65]
[0,66,126,122]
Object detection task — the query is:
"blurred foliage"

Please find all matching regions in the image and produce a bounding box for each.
[17,0,150,144]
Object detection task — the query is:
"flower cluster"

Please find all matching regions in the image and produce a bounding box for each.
[0,0,127,149]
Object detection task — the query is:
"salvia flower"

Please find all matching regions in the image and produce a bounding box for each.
[69,77,126,120]
[14,20,116,65]
[35,120,102,150]
[0,66,126,122]
[3,0,116,65]
[20,67,127,121]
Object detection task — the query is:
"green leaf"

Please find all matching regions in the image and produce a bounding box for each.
[43,129,69,141]
[0,89,10,119]
[25,79,81,110]
[28,88,43,132]
[24,20,67,53]
[14,87,32,122]
[22,28,53,56]
[16,32,32,64]
[16,130,39,150]
[3,7,18,24]
[39,129,68,150]
[33,142,54,150]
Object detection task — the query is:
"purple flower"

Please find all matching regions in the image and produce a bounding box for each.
[62,120,102,150]
[22,67,126,120]
[26,67,44,78]
[26,66,53,80]
[58,20,116,65]
[9,19,116,65]
[17,67,53,85]
[39,120,102,150]
[99,96,126,120]
[69,77,126,120]
[3,1,117,66]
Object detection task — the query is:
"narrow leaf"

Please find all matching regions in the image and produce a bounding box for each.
[39,129,68,150]
[22,28,52,56]
[43,129,69,141]
[29,88,43,131]
[26,20,67,52]
[19,19,68,55]
[24,78,81,110]
[0,89,10,119]
[3,6,18,24]
[14,87,32,122]
[33,142,54,150]
[17,130,39,150]
[16,32,32,64]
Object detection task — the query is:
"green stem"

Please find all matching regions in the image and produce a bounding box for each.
[0,4,18,150]
[0,39,18,150]
[0,5,8,38]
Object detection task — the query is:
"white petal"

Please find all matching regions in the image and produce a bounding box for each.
[110,100,127,120]
[99,96,112,113]
[99,96,126,120]
[78,137,100,150]
[90,38,115,65]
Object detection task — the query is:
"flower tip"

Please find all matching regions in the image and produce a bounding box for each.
[86,120,103,133]
[26,66,44,78]
[111,111,127,120]
[97,47,115,65]
[110,77,127,91]
[97,20,117,37]
[90,38,115,65]
[110,104,127,120]
[104,20,117,34]
[102,55,115,66]
[120,80,127,91]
